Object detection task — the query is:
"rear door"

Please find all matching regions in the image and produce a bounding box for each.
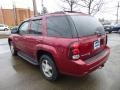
[71,15,107,60]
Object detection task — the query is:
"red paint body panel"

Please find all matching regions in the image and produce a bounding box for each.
[8,12,110,77]
[58,46,110,76]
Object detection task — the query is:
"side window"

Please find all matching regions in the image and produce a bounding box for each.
[19,21,29,34]
[46,16,73,38]
[29,20,42,35]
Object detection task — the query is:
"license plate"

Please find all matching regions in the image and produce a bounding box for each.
[94,39,100,50]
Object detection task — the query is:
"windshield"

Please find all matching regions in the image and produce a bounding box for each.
[71,16,105,37]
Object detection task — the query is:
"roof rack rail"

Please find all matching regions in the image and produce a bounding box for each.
[48,11,83,14]
[33,11,86,17]
[64,11,82,13]
[48,11,65,14]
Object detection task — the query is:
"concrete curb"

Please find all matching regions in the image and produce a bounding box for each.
[0,35,9,39]
[0,31,11,39]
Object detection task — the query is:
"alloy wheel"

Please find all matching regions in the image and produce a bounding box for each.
[41,59,53,78]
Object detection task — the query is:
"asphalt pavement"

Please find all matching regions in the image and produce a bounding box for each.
[0,33,120,90]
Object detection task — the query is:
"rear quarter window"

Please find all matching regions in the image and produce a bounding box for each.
[46,16,73,38]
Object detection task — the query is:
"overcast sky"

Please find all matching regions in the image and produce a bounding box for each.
[0,0,120,20]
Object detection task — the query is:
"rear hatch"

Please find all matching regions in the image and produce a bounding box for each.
[71,15,107,60]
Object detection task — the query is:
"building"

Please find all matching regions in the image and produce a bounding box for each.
[0,8,34,26]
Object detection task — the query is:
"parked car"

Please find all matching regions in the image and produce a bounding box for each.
[103,24,113,33]
[0,24,9,31]
[8,11,110,81]
[112,23,120,33]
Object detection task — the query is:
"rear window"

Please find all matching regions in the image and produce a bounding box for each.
[46,16,74,38]
[71,16,105,37]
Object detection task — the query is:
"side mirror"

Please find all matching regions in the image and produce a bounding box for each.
[11,27,18,34]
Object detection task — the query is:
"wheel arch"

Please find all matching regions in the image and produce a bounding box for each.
[36,49,60,72]
[37,50,55,63]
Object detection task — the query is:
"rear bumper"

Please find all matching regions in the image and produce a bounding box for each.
[61,46,110,77]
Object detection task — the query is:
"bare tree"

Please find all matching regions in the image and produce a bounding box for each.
[60,0,80,12]
[60,0,104,16]
[81,0,104,16]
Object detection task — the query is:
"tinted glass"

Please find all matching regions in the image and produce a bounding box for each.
[47,16,73,38]
[71,16,105,37]
[30,20,42,35]
[19,21,29,34]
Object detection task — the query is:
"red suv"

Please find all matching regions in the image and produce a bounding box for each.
[8,12,110,81]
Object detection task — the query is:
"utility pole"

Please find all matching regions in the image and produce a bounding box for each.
[41,0,44,14]
[1,6,5,24]
[116,2,120,24]
[32,0,38,16]
[42,0,44,9]
[28,7,31,18]
[41,0,48,15]
[13,2,18,26]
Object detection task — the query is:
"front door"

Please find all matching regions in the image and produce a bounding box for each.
[15,21,30,53]
[24,19,43,59]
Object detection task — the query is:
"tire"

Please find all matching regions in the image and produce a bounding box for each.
[39,55,58,81]
[4,28,8,31]
[9,41,17,56]
[108,31,112,33]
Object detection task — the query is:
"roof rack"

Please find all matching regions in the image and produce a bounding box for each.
[32,11,86,18]
[47,11,83,15]
[48,11,65,14]
[64,11,83,13]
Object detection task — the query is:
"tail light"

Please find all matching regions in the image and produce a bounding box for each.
[69,42,80,60]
